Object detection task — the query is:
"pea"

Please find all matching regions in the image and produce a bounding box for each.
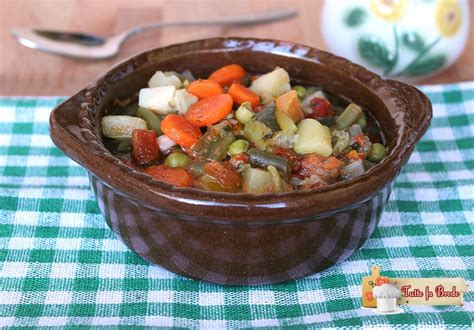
[165,152,190,168]
[228,139,250,156]
[292,85,306,99]
[356,115,367,129]
[368,143,387,162]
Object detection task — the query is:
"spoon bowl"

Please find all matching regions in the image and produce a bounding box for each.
[12,9,297,60]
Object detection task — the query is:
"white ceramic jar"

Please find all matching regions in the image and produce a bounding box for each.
[322,0,470,82]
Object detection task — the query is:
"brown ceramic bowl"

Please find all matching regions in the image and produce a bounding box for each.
[50,38,431,285]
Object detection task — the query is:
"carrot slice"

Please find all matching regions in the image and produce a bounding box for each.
[187,79,223,100]
[144,165,193,187]
[160,114,202,148]
[228,83,260,107]
[208,64,246,87]
[185,94,233,127]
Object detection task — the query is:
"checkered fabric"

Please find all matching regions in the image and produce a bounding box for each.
[0,82,473,328]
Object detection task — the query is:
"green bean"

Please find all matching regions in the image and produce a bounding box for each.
[292,85,306,99]
[192,131,236,160]
[138,107,162,135]
[165,152,190,168]
[104,138,132,154]
[368,143,387,162]
[247,148,290,178]
[335,103,363,130]
[228,140,250,156]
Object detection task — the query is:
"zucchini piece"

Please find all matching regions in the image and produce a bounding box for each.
[243,120,273,150]
[255,102,280,131]
[101,115,147,138]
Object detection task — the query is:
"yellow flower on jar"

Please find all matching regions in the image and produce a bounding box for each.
[435,0,463,37]
[370,0,409,22]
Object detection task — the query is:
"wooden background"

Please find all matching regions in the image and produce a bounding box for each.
[1,0,473,96]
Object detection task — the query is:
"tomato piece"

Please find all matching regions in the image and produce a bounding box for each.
[144,165,193,187]
[203,161,242,189]
[346,150,365,161]
[131,129,159,165]
[273,147,300,172]
[299,154,343,182]
[307,97,333,119]
[229,153,249,168]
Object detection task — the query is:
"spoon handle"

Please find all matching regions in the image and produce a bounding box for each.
[124,9,297,40]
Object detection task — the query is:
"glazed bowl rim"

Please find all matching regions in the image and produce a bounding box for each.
[49,37,432,221]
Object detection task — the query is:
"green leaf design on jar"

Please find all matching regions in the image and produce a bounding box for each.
[345,7,367,27]
[404,54,447,76]
[358,37,396,69]
[401,32,426,52]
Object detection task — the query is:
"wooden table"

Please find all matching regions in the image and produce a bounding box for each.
[1,0,473,95]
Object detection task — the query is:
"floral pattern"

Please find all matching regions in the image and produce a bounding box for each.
[342,1,466,77]
[435,0,463,37]
[369,0,409,22]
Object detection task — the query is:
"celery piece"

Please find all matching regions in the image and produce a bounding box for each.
[236,102,254,124]
[228,140,250,156]
[275,110,297,133]
[335,103,363,130]
[138,107,162,135]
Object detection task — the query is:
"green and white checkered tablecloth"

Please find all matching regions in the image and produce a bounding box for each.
[0,82,473,328]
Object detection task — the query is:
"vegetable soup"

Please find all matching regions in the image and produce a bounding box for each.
[101,65,386,193]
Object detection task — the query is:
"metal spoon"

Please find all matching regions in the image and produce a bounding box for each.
[11,9,297,60]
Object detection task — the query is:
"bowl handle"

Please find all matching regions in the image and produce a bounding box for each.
[387,79,433,145]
